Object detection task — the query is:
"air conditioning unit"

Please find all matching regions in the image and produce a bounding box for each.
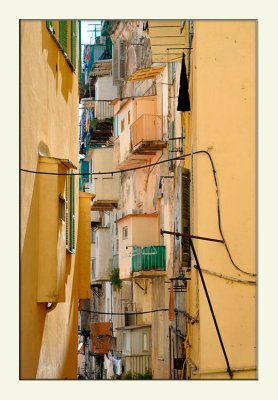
[112,39,127,86]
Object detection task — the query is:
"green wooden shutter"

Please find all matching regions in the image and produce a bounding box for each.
[181,168,190,270]
[46,20,53,33]
[71,21,77,69]
[168,121,174,171]
[70,171,75,252]
[65,174,69,248]
[59,21,68,53]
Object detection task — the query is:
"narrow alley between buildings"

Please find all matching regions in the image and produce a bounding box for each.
[20,19,256,380]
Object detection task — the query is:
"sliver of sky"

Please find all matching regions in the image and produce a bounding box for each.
[81,20,101,46]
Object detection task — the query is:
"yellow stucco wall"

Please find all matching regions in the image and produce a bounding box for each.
[77,193,95,300]
[21,21,80,379]
[187,20,256,379]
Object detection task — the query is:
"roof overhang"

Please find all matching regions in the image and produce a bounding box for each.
[127,65,165,82]
[39,155,78,170]
[147,20,186,63]
[115,212,158,224]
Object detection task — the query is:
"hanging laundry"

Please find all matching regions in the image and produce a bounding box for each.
[114,358,122,376]
[104,354,114,379]
[177,53,191,112]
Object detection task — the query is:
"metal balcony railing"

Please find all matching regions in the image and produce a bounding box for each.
[94,100,113,121]
[132,246,166,273]
[130,115,164,149]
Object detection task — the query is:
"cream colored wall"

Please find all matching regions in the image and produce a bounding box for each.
[133,282,152,325]
[95,227,113,281]
[117,215,160,280]
[21,21,80,379]
[95,75,117,101]
[89,147,120,202]
[77,193,93,300]
[132,215,159,246]
[189,21,256,379]
[118,101,133,163]
[135,97,156,119]
[118,217,133,280]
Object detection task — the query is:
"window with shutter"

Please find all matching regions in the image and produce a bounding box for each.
[168,121,175,171]
[46,20,76,70]
[65,171,76,253]
[71,21,77,69]
[180,168,190,270]
[46,20,54,33]
[70,171,75,252]
[59,21,68,54]
[65,174,69,248]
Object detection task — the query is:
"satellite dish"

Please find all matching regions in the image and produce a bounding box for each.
[38,141,50,157]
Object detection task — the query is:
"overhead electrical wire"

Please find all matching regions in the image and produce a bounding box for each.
[20,150,256,278]
[192,150,256,278]
[80,308,168,316]
[20,154,187,176]
[201,267,256,285]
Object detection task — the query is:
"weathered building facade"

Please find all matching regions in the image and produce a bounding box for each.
[20,18,256,380]
[21,20,93,379]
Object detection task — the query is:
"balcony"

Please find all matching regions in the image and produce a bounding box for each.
[86,147,120,211]
[130,115,167,155]
[113,96,167,170]
[116,324,152,376]
[131,246,166,278]
[116,213,166,280]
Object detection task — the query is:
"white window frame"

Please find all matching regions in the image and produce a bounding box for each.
[142,331,149,352]
[122,226,128,240]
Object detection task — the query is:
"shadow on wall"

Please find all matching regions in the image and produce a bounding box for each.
[60,258,79,379]
[41,21,73,103]
[20,162,47,379]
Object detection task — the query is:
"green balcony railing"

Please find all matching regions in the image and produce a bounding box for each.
[132,246,166,273]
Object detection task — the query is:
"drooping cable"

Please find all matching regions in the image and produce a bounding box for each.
[193,150,256,278]
[80,308,168,316]
[20,150,256,277]
[20,154,189,176]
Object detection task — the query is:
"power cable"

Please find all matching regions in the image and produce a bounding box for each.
[20,154,188,176]
[201,267,256,285]
[80,308,168,316]
[21,150,256,277]
[193,150,256,278]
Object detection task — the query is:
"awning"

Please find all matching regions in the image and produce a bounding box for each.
[127,65,165,82]
[39,155,78,170]
[90,59,112,77]
[147,20,186,63]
